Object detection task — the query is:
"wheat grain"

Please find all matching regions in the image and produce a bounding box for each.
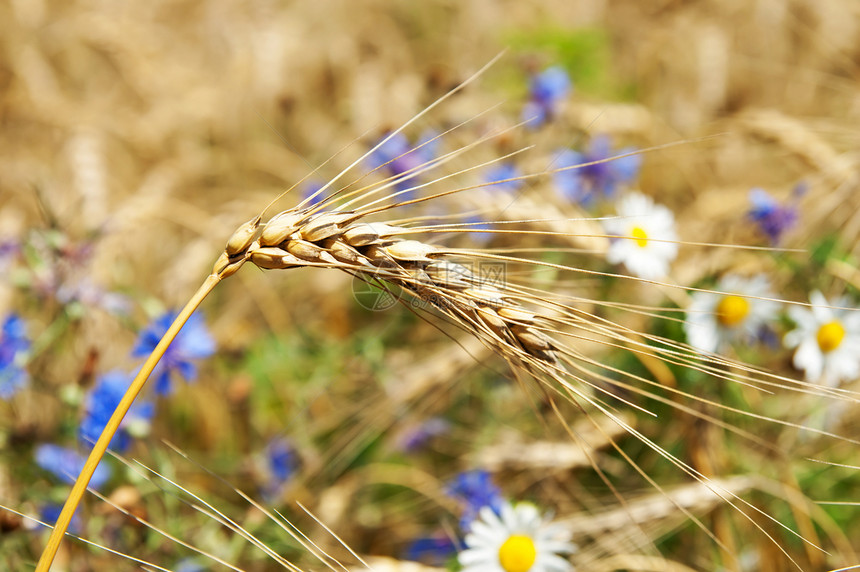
[218,205,563,374]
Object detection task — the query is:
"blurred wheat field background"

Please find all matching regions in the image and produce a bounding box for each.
[2,0,860,571]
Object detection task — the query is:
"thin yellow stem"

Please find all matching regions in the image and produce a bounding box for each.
[36,271,224,571]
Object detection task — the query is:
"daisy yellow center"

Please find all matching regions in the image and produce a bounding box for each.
[816,320,845,353]
[498,534,537,572]
[631,226,649,248]
[715,295,750,327]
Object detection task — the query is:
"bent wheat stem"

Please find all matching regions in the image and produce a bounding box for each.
[33,54,856,568]
[36,271,227,572]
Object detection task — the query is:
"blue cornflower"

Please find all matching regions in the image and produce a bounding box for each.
[483,163,524,194]
[266,437,297,483]
[260,436,298,501]
[522,66,572,128]
[131,311,215,396]
[300,179,326,208]
[39,503,83,535]
[553,135,641,204]
[0,314,30,399]
[445,470,504,531]
[35,443,111,488]
[405,534,457,565]
[366,130,439,200]
[79,370,154,452]
[748,185,803,244]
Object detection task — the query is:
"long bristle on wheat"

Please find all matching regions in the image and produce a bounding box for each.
[39,145,850,571]
[220,208,561,368]
[36,63,857,571]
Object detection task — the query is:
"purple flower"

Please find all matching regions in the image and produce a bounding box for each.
[748,185,803,244]
[25,231,129,315]
[260,436,298,501]
[131,311,215,396]
[445,470,504,531]
[35,443,111,489]
[522,66,572,128]
[79,370,154,451]
[405,534,457,565]
[366,130,439,201]
[553,135,641,204]
[482,163,524,194]
[266,437,297,483]
[0,314,29,399]
[396,418,452,452]
[38,503,83,535]
[300,179,326,208]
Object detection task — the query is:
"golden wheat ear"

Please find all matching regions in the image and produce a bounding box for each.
[37,53,855,569]
[34,55,507,571]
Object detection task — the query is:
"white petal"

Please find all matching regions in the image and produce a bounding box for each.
[469,520,498,543]
[841,310,860,332]
[809,291,834,322]
[826,346,860,385]
[686,321,720,353]
[783,323,811,349]
[606,240,632,265]
[479,505,504,528]
[499,502,517,524]
[459,547,496,566]
[787,305,816,331]
[793,339,823,381]
[513,503,540,530]
[540,553,574,571]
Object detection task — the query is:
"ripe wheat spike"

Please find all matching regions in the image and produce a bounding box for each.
[35,56,859,571]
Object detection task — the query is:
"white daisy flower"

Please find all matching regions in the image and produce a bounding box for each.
[604,192,678,280]
[784,291,860,386]
[458,502,575,572]
[684,274,781,354]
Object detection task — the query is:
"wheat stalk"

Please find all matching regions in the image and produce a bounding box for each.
[34,165,834,570]
[33,52,504,571]
[35,61,858,571]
